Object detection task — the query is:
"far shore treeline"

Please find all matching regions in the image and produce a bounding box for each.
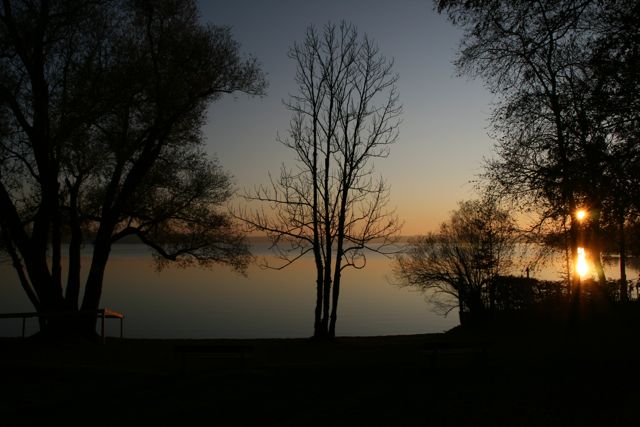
[0,0,639,340]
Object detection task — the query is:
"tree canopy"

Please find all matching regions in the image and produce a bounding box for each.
[437,0,640,295]
[0,0,266,336]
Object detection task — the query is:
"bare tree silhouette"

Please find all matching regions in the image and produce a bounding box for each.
[394,199,517,324]
[242,22,401,339]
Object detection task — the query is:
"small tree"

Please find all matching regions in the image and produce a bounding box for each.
[242,22,401,339]
[394,199,517,324]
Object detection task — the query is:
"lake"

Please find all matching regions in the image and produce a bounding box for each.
[0,240,458,338]
[0,240,637,338]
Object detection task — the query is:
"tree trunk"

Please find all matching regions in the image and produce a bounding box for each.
[16,244,69,337]
[619,217,628,302]
[65,182,83,310]
[589,207,607,288]
[468,290,485,324]
[311,78,323,339]
[563,218,572,296]
[328,258,343,338]
[27,258,65,316]
[2,229,40,310]
[329,183,349,338]
[593,251,606,287]
[321,273,331,336]
[80,239,112,336]
[313,268,324,338]
[569,217,580,299]
[457,285,467,325]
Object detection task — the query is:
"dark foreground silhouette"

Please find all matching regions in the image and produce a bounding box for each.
[2,314,639,426]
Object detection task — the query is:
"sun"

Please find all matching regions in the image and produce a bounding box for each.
[576,209,587,221]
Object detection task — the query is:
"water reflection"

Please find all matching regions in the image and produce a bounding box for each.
[1,241,636,338]
[0,242,456,338]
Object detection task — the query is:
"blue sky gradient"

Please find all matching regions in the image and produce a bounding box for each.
[197,0,494,234]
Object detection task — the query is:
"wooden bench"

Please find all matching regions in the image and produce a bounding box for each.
[173,343,254,373]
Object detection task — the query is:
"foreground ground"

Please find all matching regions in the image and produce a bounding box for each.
[1,320,639,426]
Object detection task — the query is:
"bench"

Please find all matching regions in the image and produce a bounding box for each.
[173,343,254,373]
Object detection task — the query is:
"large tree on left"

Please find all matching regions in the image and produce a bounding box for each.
[0,0,265,337]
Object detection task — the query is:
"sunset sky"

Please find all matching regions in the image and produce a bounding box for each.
[197,0,494,236]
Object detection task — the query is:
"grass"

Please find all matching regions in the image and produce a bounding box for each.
[2,320,639,426]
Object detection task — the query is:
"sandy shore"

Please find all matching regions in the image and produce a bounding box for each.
[2,327,639,426]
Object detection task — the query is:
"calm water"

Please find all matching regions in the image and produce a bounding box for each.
[0,241,457,338]
[1,241,637,338]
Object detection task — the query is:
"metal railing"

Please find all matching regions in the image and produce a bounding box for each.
[0,308,124,343]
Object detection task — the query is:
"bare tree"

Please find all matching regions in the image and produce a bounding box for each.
[242,22,401,339]
[394,199,517,324]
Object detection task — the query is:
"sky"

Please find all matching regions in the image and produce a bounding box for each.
[197,0,495,236]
